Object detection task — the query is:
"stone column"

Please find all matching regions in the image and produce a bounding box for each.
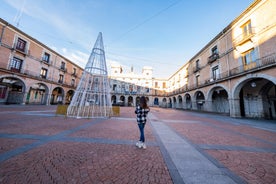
[229,98,241,118]
[21,86,31,105]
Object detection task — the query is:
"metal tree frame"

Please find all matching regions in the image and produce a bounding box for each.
[67,32,112,118]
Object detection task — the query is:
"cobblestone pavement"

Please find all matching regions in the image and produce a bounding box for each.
[0,105,171,184]
[0,105,275,184]
[151,108,276,184]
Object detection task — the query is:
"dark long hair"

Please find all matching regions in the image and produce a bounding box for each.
[140,96,148,109]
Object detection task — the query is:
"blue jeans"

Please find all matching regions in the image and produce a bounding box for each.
[138,123,145,142]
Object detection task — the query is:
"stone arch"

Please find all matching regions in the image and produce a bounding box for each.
[111,95,116,105]
[65,90,74,104]
[51,87,64,105]
[194,91,205,111]
[232,73,276,99]
[162,98,167,108]
[177,95,183,109]
[119,95,125,106]
[207,86,229,114]
[172,96,177,108]
[128,96,133,106]
[232,74,276,119]
[136,96,140,106]
[168,98,172,108]
[27,83,49,105]
[184,93,192,109]
[0,75,26,104]
[154,97,159,105]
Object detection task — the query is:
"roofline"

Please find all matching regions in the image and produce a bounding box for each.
[168,0,262,80]
[0,17,83,69]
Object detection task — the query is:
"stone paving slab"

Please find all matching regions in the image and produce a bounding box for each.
[150,114,238,184]
[0,138,35,154]
[168,123,275,148]
[0,105,276,184]
[70,118,156,142]
[0,106,172,184]
[150,107,276,184]
[206,150,276,184]
[0,142,171,184]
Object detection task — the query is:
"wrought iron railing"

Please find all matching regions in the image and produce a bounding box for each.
[208,53,219,63]
[233,27,256,46]
[170,53,276,96]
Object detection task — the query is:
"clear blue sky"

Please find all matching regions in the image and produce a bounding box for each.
[0,0,254,78]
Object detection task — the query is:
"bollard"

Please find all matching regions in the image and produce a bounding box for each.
[55,105,69,118]
[112,106,120,116]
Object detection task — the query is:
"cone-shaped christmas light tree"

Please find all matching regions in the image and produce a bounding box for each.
[67,32,112,118]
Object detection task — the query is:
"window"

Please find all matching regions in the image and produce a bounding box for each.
[155,82,158,88]
[71,79,75,86]
[196,60,199,68]
[40,68,48,79]
[211,46,218,55]
[73,68,76,75]
[58,74,64,83]
[113,84,117,91]
[129,85,133,92]
[137,86,141,93]
[42,52,50,63]
[162,82,166,88]
[241,20,252,37]
[15,38,26,52]
[10,57,23,72]
[212,66,219,80]
[208,46,219,63]
[194,59,200,72]
[196,75,200,87]
[60,61,66,70]
[242,49,257,65]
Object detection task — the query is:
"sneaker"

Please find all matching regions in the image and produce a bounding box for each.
[141,143,146,149]
[136,141,142,148]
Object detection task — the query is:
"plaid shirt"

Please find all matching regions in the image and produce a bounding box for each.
[135,105,150,124]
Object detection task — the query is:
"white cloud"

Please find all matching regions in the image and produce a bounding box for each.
[48,46,88,69]
[5,0,96,51]
[62,48,67,53]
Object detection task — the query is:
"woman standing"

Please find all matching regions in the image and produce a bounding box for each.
[135,96,150,149]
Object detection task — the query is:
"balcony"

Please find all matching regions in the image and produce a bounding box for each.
[208,53,219,64]
[193,66,201,73]
[71,73,77,77]
[40,75,47,79]
[10,67,21,73]
[243,62,257,71]
[59,67,67,72]
[41,58,51,65]
[12,45,29,56]
[171,53,276,96]
[233,28,255,46]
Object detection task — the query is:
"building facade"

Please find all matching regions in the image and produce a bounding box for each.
[162,0,276,119]
[109,0,276,119]
[0,18,82,105]
[0,0,275,119]
[109,64,167,107]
